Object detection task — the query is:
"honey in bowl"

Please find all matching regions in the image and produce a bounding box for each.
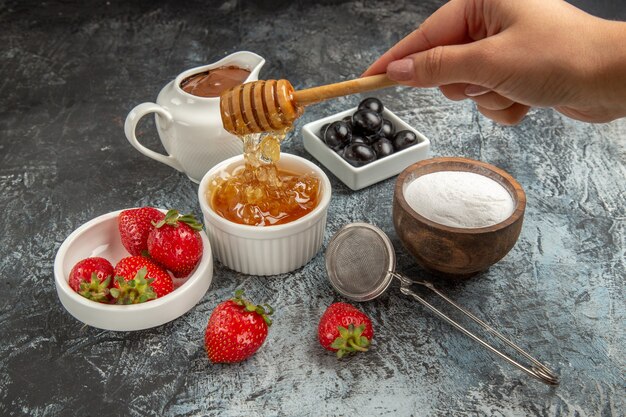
[207,69,321,226]
[180,66,251,98]
[207,132,321,226]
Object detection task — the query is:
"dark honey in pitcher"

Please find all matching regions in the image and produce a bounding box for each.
[180,66,251,97]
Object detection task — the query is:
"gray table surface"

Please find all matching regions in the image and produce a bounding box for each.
[1,1,624,416]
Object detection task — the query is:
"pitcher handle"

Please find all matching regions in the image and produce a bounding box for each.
[124,102,184,172]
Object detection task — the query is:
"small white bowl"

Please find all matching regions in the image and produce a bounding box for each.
[302,106,431,190]
[198,153,332,275]
[53,209,213,331]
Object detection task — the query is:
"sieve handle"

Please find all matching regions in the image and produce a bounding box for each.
[393,273,559,386]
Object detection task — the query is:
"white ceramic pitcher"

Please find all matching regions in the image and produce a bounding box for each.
[124,51,265,183]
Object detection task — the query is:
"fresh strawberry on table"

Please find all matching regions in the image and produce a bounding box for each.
[68,257,115,303]
[318,302,374,358]
[204,290,274,363]
[147,209,203,277]
[112,255,174,303]
[118,207,165,256]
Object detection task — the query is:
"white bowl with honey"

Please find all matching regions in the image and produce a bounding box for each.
[198,153,331,276]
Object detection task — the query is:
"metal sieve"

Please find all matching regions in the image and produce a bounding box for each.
[325,223,559,386]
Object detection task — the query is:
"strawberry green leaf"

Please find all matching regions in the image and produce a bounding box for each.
[153,209,179,228]
[152,209,204,231]
[338,326,350,339]
[230,290,273,327]
[178,213,204,231]
[331,338,346,350]
[111,267,157,305]
[331,323,370,358]
[78,273,111,303]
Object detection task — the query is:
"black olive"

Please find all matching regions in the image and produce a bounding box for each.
[349,134,368,145]
[371,138,395,158]
[358,97,384,114]
[379,119,395,139]
[318,123,330,138]
[342,143,377,167]
[351,109,383,137]
[392,130,418,151]
[323,121,352,151]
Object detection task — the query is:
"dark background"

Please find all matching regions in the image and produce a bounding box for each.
[1,1,624,416]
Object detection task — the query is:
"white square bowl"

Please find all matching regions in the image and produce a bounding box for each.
[302,106,431,190]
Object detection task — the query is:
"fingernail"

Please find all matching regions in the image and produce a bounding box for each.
[465,84,490,97]
[387,59,415,81]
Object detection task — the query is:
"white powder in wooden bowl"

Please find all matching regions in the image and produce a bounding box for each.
[403,171,514,228]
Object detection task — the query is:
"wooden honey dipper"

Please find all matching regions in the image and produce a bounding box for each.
[220,74,397,135]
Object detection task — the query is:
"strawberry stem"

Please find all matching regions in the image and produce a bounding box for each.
[78,273,111,303]
[231,290,273,327]
[331,324,370,358]
[110,267,157,304]
[152,209,203,231]
[348,339,368,352]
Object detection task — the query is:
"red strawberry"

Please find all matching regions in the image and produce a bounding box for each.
[204,290,273,363]
[118,207,165,256]
[318,302,374,358]
[112,256,174,303]
[68,257,114,303]
[147,209,203,277]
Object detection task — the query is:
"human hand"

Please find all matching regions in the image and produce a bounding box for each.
[363,0,626,124]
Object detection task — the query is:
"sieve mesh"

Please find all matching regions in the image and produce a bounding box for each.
[325,223,395,301]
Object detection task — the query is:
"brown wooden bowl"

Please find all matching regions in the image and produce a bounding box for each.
[393,157,526,279]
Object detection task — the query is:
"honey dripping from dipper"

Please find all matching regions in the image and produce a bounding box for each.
[209,83,319,227]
